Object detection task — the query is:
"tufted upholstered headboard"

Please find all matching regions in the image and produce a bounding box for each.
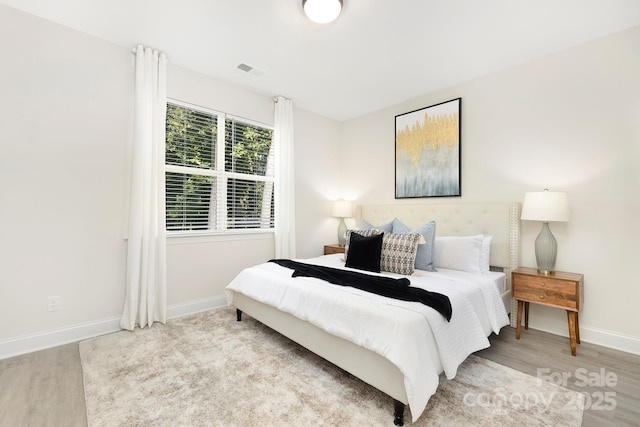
[355,202,520,270]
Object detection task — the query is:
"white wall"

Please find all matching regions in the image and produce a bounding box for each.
[341,26,640,353]
[0,5,132,341]
[0,5,341,357]
[2,3,637,357]
[293,108,343,258]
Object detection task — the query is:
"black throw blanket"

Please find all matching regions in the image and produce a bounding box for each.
[269,259,452,322]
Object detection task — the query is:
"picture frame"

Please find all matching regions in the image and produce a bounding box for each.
[395,97,461,198]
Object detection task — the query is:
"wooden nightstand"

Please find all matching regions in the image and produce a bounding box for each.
[512,267,584,356]
[324,244,345,255]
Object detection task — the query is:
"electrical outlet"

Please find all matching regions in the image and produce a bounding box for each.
[47,296,62,312]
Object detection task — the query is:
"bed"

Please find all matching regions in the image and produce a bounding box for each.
[226,202,520,425]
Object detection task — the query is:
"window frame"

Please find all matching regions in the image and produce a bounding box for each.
[165,98,275,238]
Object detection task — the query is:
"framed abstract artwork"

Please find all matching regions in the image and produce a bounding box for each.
[395,97,461,198]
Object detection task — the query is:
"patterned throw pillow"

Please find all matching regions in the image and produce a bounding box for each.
[380,233,421,275]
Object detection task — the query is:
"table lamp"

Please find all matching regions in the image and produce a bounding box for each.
[331,199,353,246]
[521,189,570,274]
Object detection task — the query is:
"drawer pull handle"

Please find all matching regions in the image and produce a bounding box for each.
[539,282,545,287]
[539,295,545,300]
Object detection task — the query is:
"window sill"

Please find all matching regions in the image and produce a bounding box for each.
[166,230,274,245]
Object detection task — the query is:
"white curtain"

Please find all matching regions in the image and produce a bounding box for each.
[120,45,168,331]
[273,96,296,258]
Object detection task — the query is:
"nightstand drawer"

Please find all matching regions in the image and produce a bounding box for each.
[512,270,582,311]
[512,284,579,310]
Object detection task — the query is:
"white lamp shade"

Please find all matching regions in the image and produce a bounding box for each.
[303,0,343,24]
[331,199,353,218]
[521,191,570,222]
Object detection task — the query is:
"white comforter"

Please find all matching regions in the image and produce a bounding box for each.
[225,254,509,422]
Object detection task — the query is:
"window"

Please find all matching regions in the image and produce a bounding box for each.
[165,100,274,233]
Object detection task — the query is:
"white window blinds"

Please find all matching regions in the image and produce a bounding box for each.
[165,101,274,233]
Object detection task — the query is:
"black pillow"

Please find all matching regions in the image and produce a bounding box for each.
[345,232,383,273]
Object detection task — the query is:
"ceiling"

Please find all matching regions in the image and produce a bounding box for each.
[2,0,639,121]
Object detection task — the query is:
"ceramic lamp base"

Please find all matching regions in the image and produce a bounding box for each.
[337,218,347,246]
[534,222,558,274]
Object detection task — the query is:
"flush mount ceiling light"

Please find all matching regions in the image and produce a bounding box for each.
[303,0,343,24]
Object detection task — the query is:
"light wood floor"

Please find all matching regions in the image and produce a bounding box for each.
[1,327,638,426]
[0,342,87,426]
[477,327,640,427]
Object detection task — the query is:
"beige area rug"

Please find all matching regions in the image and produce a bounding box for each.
[80,308,584,426]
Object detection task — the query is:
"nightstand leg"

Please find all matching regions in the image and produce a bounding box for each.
[524,302,529,330]
[516,300,523,339]
[576,313,580,344]
[567,311,577,356]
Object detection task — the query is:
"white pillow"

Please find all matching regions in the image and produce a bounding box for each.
[433,235,484,274]
[480,235,492,273]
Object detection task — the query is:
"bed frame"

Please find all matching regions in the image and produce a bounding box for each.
[234,202,520,425]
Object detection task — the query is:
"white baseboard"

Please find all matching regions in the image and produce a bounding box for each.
[0,317,123,361]
[578,326,640,356]
[519,324,640,357]
[0,296,228,360]
[167,295,227,319]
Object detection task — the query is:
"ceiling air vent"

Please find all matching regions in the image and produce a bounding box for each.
[236,63,264,77]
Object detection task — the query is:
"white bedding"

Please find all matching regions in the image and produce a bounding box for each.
[225,253,509,422]
[489,270,508,294]
[423,268,508,301]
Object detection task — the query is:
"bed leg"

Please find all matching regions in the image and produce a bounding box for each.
[236,309,242,321]
[393,399,405,426]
